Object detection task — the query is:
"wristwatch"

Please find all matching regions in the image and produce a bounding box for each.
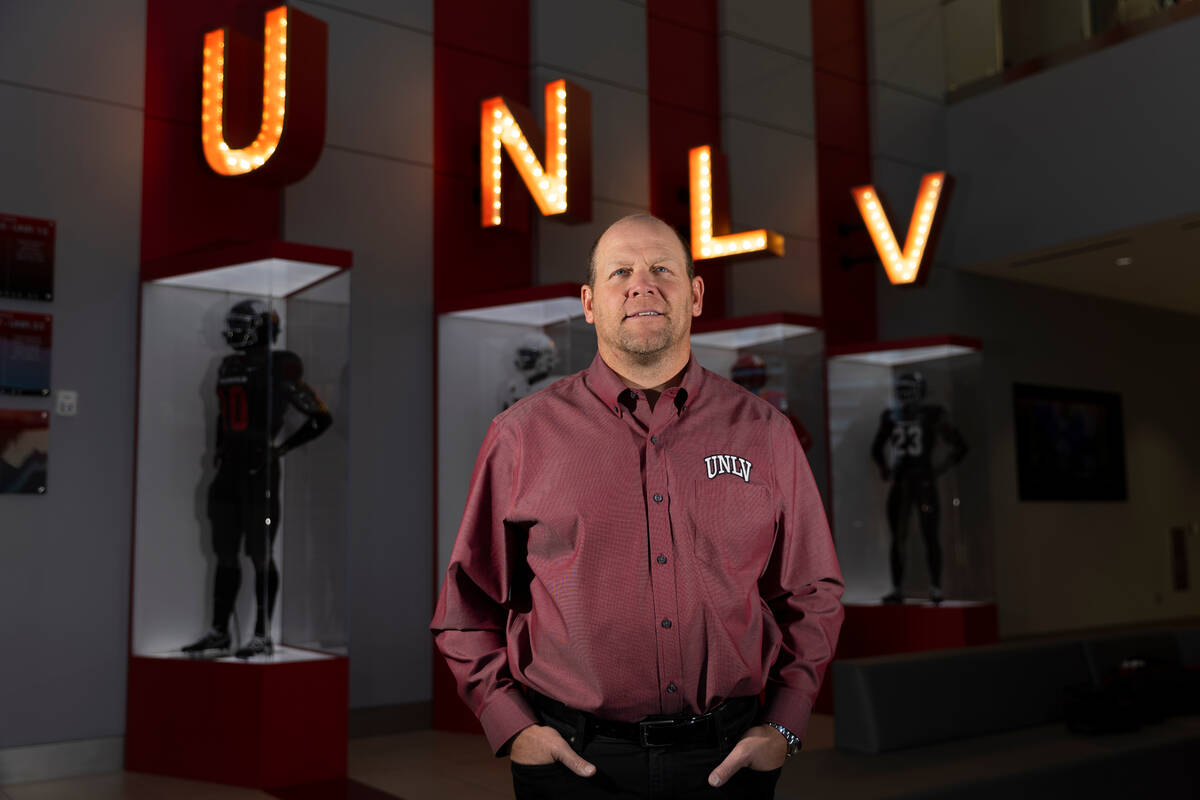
[765,722,801,757]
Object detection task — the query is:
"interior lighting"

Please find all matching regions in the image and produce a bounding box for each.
[201,6,290,176]
[851,172,948,285]
[688,145,783,261]
[481,79,590,227]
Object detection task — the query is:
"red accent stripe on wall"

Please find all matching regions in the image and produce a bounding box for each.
[431,0,532,733]
[646,0,725,319]
[811,0,875,345]
[141,0,283,272]
[433,0,533,313]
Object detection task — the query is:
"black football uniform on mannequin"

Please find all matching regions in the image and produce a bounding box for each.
[870,373,967,604]
[184,300,331,658]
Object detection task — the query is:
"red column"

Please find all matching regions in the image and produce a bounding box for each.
[647,0,725,319]
[811,0,876,345]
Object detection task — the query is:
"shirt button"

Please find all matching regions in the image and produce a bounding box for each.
[657,554,668,564]
[651,435,659,444]
[653,493,663,503]
[661,618,672,629]
[666,683,678,693]
[612,405,619,414]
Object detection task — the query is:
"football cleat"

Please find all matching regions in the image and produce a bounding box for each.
[182,628,231,655]
[929,585,944,605]
[235,635,275,659]
[881,590,905,605]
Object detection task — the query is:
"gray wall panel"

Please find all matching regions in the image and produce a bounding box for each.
[296,1,434,165]
[871,86,946,171]
[945,15,1200,266]
[0,0,145,107]
[0,80,143,748]
[720,35,814,137]
[296,0,433,32]
[719,0,812,59]
[868,0,946,100]
[533,0,647,91]
[284,148,434,708]
[723,118,818,241]
[726,236,821,318]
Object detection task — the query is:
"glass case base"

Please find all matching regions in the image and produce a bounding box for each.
[125,653,348,788]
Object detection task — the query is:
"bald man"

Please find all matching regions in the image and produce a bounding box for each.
[432,215,843,799]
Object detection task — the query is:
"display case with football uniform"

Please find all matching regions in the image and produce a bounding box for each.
[828,335,992,609]
[126,243,351,789]
[690,312,828,508]
[436,283,596,589]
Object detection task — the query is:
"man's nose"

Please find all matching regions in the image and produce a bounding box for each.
[626,273,659,297]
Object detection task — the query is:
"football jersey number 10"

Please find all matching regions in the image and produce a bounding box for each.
[219,385,250,432]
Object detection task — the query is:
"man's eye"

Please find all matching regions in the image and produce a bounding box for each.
[653,265,669,272]
[612,268,629,277]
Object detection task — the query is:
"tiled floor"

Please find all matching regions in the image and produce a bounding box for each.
[0,715,836,799]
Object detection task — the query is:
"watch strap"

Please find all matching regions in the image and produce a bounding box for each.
[764,721,800,757]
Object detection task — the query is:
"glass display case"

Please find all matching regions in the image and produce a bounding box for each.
[690,313,828,507]
[437,284,595,584]
[828,336,992,606]
[127,244,351,789]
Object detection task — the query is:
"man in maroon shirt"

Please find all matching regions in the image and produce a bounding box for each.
[431,215,844,798]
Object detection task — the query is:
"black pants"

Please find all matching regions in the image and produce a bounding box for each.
[511,699,782,800]
[886,474,942,589]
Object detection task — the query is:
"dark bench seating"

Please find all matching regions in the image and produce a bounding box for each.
[771,626,1200,798]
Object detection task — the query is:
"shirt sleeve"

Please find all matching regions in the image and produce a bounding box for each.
[758,412,845,744]
[430,418,538,755]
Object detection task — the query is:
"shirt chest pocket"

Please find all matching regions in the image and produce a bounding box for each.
[682,475,776,577]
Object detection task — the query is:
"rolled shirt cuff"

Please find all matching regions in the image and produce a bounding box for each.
[760,687,814,746]
[479,689,540,756]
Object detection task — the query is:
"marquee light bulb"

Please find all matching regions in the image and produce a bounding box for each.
[481,79,578,226]
[201,5,290,176]
[687,145,783,260]
[851,171,947,285]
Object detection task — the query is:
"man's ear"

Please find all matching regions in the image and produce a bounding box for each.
[581,283,595,324]
[691,275,705,317]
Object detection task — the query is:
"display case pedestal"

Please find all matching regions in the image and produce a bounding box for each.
[815,602,998,712]
[126,653,348,788]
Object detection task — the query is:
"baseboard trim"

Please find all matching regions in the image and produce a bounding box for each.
[0,736,123,786]
[348,702,432,739]
[0,702,434,785]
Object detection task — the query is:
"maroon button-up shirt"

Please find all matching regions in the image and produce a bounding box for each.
[431,352,844,754]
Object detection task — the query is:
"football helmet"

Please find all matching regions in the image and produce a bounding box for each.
[731,354,768,391]
[514,332,557,376]
[223,299,280,350]
[895,371,926,404]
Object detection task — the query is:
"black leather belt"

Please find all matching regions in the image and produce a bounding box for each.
[528,690,758,748]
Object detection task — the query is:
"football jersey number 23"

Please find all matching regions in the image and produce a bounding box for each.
[890,422,923,457]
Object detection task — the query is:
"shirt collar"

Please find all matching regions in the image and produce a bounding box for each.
[585,351,703,417]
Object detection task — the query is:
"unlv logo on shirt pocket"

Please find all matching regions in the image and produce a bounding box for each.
[688,477,774,577]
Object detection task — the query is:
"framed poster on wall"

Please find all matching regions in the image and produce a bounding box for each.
[0,215,55,301]
[0,311,52,395]
[1013,383,1127,501]
[0,409,49,494]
